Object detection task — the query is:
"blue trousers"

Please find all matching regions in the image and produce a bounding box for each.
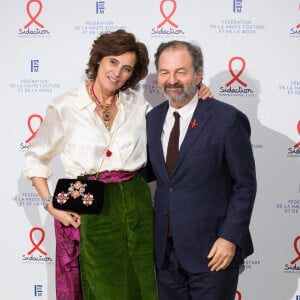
[156,238,239,300]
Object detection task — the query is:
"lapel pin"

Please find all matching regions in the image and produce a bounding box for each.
[190,119,198,128]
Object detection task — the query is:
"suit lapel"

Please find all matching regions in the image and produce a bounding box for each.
[175,99,212,173]
[150,102,170,180]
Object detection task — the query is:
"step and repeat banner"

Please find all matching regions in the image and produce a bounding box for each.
[1,0,299,299]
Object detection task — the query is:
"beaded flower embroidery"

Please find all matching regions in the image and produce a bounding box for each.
[55,180,94,207]
[82,193,95,206]
[56,192,69,204]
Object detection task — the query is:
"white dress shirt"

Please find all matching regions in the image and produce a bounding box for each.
[161,94,199,160]
[23,80,152,179]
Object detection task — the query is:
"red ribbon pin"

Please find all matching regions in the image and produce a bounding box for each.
[190,119,198,128]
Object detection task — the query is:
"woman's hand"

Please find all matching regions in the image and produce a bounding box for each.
[31,177,81,228]
[198,83,213,100]
[47,202,81,228]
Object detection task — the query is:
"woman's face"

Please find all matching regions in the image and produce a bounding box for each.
[96,51,137,94]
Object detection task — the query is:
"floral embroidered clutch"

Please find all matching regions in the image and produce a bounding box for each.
[53,178,104,214]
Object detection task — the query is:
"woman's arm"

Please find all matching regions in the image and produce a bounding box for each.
[31,177,81,228]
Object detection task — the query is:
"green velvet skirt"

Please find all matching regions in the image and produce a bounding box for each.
[79,175,158,300]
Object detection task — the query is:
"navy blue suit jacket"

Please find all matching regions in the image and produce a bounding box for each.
[146,98,257,273]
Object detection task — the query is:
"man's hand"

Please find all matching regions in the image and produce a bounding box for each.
[207,237,236,271]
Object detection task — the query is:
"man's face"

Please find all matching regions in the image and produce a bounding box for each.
[157,47,202,107]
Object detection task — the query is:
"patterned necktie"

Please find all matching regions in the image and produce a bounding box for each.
[166,111,180,177]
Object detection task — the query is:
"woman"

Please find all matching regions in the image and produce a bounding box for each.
[23,30,212,300]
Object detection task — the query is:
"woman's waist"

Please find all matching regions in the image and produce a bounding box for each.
[79,170,140,183]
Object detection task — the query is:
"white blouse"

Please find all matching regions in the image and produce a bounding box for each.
[23,81,152,179]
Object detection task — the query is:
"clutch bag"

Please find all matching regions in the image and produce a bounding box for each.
[53,178,104,214]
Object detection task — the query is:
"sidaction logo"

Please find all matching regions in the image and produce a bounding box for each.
[20,114,43,151]
[287,121,300,157]
[25,114,43,143]
[289,4,300,37]
[18,0,50,38]
[284,236,300,273]
[219,57,254,97]
[290,23,300,37]
[235,291,242,300]
[22,227,53,263]
[151,0,185,37]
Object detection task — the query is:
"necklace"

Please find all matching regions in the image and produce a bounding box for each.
[87,80,117,130]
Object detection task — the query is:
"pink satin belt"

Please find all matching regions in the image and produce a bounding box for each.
[86,170,138,183]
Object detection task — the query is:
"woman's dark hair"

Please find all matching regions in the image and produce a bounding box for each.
[85,30,149,90]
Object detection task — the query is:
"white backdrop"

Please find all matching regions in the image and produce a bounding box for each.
[1,0,300,299]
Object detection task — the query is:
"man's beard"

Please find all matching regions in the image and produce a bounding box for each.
[159,78,198,104]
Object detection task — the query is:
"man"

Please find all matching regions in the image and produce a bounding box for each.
[146,41,256,299]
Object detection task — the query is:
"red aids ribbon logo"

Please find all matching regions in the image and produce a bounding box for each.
[290,236,300,264]
[24,0,44,29]
[293,121,300,148]
[225,57,247,87]
[27,227,47,255]
[235,291,242,300]
[190,119,198,128]
[157,0,178,28]
[25,114,43,143]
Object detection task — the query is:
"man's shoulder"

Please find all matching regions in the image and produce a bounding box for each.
[146,100,168,118]
[207,97,237,111]
[205,97,245,117]
[207,98,250,127]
